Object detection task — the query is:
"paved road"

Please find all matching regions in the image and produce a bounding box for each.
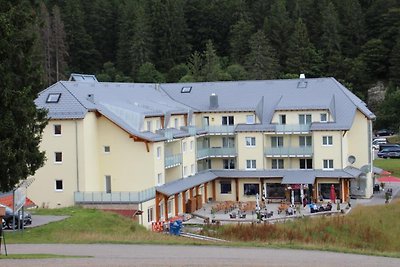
[2,244,400,267]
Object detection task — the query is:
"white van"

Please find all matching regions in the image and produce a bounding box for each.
[372,138,387,150]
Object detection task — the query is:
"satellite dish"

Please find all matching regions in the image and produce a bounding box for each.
[348,155,356,164]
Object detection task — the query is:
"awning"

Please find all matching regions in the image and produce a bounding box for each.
[281,171,316,184]
[156,171,217,197]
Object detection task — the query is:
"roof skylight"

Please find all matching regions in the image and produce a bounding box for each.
[181,86,192,93]
[46,93,61,103]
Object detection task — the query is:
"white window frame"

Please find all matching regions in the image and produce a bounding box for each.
[246,160,256,170]
[299,114,312,125]
[182,142,187,153]
[322,136,333,146]
[279,114,286,125]
[190,140,194,151]
[222,115,234,125]
[54,124,62,136]
[191,164,195,175]
[55,179,63,191]
[184,166,188,177]
[245,137,256,147]
[174,118,179,128]
[271,159,284,169]
[320,113,328,122]
[223,159,235,169]
[271,136,284,147]
[246,115,255,124]
[147,207,154,222]
[156,120,161,130]
[54,152,63,164]
[146,120,152,132]
[157,173,163,185]
[323,159,334,170]
[157,147,161,159]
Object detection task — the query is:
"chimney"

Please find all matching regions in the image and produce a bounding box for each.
[87,94,95,103]
[299,73,305,79]
[209,93,218,109]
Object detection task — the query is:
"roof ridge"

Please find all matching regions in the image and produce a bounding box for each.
[59,81,90,111]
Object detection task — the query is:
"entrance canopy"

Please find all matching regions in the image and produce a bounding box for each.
[281,170,316,184]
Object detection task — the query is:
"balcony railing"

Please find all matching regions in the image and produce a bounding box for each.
[74,187,155,204]
[203,125,236,134]
[274,124,311,133]
[197,147,236,159]
[165,154,182,168]
[265,146,313,157]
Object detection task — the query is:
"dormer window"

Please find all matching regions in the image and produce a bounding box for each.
[320,113,328,123]
[46,93,61,103]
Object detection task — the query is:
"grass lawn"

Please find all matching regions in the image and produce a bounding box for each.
[374,158,400,177]
[4,201,400,258]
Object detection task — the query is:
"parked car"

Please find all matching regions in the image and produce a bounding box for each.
[372,138,387,150]
[376,129,394,137]
[379,143,400,151]
[377,147,400,159]
[0,204,32,229]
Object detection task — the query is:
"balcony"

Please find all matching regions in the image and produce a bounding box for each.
[74,187,155,204]
[165,154,182,168]
[203,125,235,135]
[197,147,237,159]
[274,124,311,134]
[265,146,313,157]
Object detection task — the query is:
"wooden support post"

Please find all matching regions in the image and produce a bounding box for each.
[155,192,161,222]
[174,193,179,216]
[195,185,200,196]
[164,195,169,221]
[204,182,208,202]
[212,180,216,201]
[189,187,193,199]
[182,190,186,213]
[235,178,239,202]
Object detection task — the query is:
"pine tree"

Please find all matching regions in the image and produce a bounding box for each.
[39,2,52,86]
[389,35,400,87]
[285,18,322,77]
[245,30,279,80]
[267,0,291,68]
[130,1,153,78]
[359,39,389,81]
[51,5,68,82]
[229,18,254,65]
[202,40,224,82]
[0,1,48,191]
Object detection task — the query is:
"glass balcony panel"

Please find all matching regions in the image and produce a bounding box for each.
[197,147,236,158]
[275,124,311,133]
[74,187,155,204]
[204,125,235,134]
[164,153,182,168]
[265,146,313,156]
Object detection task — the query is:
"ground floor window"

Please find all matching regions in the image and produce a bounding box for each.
[318,183,340,200]
[220,181,232,194]
[147,207,153,222]
[265,183,285,198]
[244,183,259,196]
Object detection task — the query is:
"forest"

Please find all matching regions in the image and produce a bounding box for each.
[34,0,400,131]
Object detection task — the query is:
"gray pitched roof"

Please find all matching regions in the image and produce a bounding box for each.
[36,76,375,141]
[161,77,375,131]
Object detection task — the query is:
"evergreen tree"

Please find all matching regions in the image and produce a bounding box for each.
[136,62,165,83]
[148,0,189,71]
[389,35,400,87]
[62,0,100,73]
[39,2,52,86]
[226,64,248,80]
[202,40,225,82]
[0,0,48,191]
[266,0,291,69]
[51,5,68,82]
[319,1,342,76]
[245,30,279,80]
[186,51,203,82]
[167,64,189,83]
[359,39,389,81]
[286,18,322,77]
[335,0,366,58]
[229,18,254,65]
[130,1,153,78]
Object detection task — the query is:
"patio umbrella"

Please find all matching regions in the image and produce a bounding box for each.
[330,184,336,204]
[377,176,400,183]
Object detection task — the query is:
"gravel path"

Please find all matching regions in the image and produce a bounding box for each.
[1,244,400,267]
